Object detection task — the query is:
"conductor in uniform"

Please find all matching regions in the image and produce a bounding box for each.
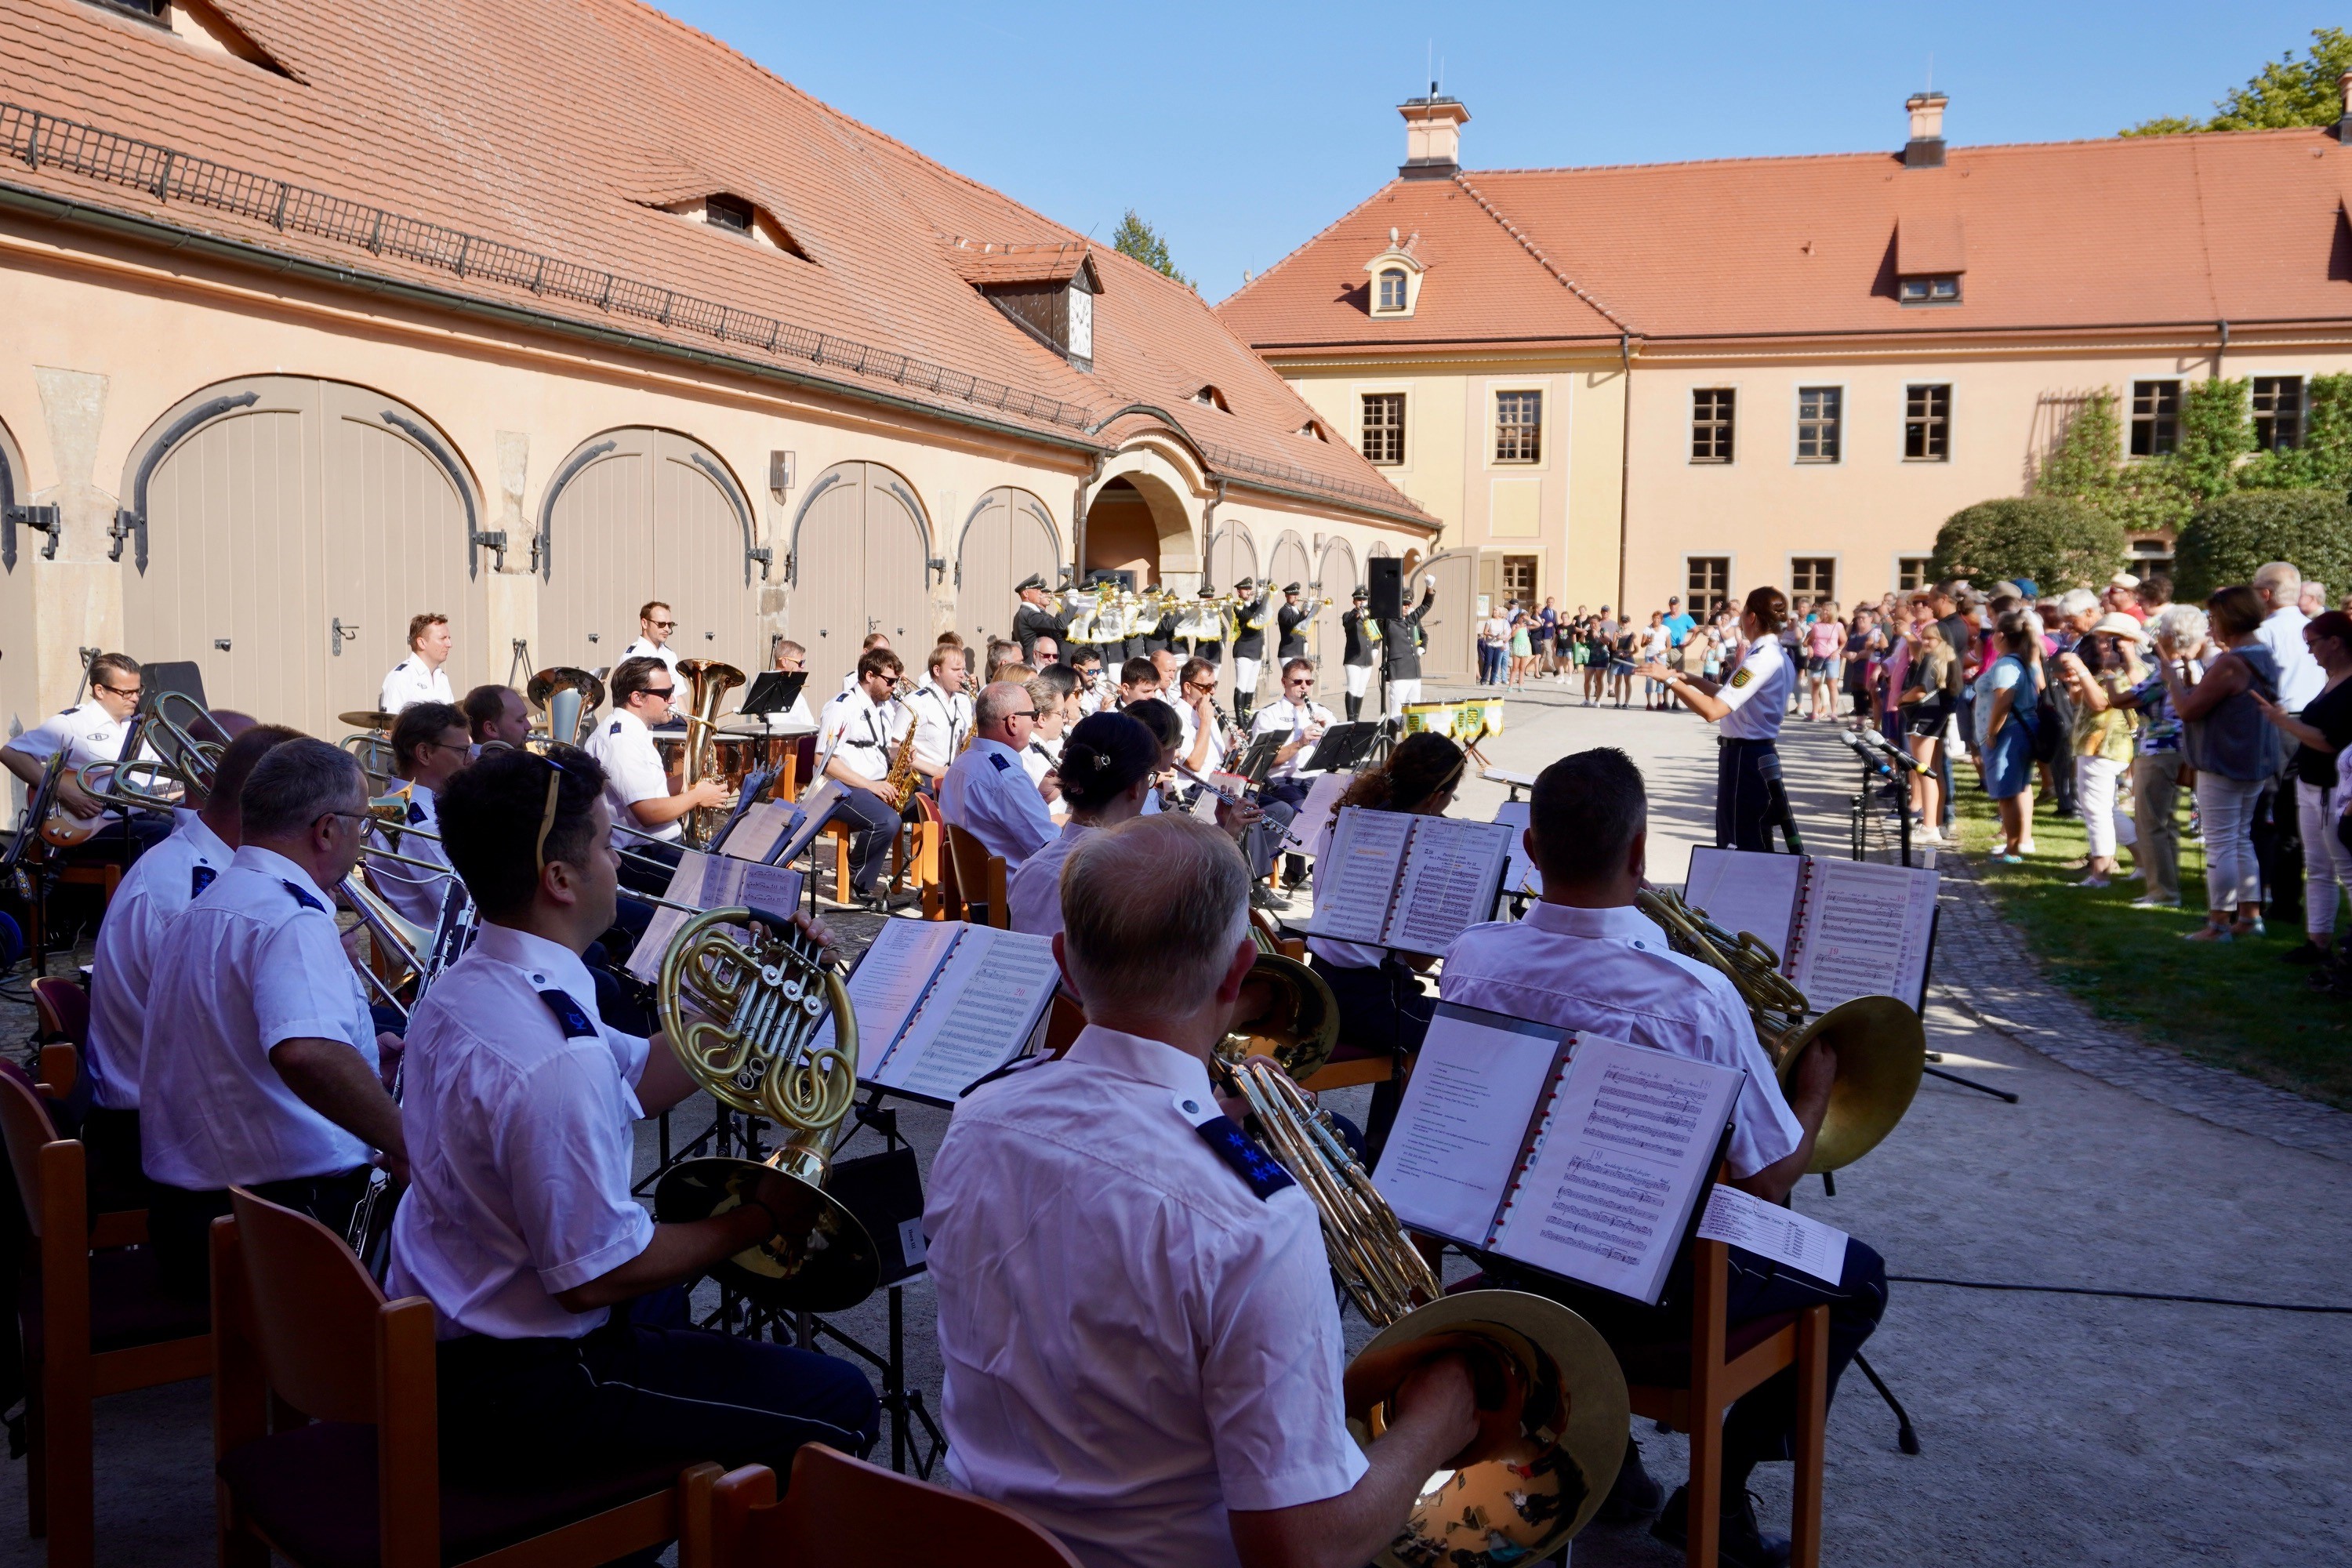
[1380,574,1439,717]
[926,813,1479,1568]
[1012,573,1073,663]
[1640,585,1798,853]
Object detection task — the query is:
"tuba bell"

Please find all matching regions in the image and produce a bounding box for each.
[676,659,746,844]
[528,666,607,750]
[649,906,879,1312]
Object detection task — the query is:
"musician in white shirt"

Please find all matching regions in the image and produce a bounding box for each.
[583,657,724,893]
[1439,746,1882,1563]
[904,643,974,790]
[381,613,456,713]
[817,648,913,911]
[1007,711,1157,938]
[1247,660,1333,804]
[462,684,534,751]
[1171,655,1229,779]
[138,739,405,1298]
[0,651,165,854]
[365,701,471,928]
[927,814,1477,1568]
[619,600,684,717]
[938,682,1055,874]
[1022,668,1079,798]
[388,746,878,1479]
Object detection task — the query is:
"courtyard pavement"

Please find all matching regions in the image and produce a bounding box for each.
[2,677,2347,1564]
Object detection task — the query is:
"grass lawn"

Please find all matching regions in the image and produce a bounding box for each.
[1949,782,2352,1111]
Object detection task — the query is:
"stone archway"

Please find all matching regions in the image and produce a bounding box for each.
[1085,471,1193,587]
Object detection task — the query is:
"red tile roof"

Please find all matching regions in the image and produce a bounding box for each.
[1219,129,2352,350]
[0,0,1425,524]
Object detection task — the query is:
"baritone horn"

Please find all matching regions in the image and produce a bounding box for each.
[528,666,606,750]
[677,658,746,844]
[650,906,879,1312]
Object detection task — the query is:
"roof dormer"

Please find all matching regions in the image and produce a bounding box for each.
[656,193,810,259]
[945,240,1104,371]
[1192,384,1230,412]
[1363,228,1426,319]
[85,0,292,77]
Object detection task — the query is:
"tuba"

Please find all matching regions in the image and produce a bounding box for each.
[677,659,747,844]
[528,666,607,750]
[650,906,879,1312]
[1635,885,1926,1171]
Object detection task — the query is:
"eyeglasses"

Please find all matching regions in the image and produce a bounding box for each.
[1007,709,1039,720]
[1186,681,1214,692]
[648,620,678,631]
[99,684,141,699]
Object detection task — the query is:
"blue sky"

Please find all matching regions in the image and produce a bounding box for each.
[668,2,2337,303]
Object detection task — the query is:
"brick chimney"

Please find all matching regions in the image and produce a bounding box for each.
[1904,90,1947,168]
[2339,71,2351,142]
[1399,89,1469,180]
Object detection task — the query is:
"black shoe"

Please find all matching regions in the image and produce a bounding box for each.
[1594,1437,1664,1523]
[1650,1486,1789,1568]
[2281,940,2330,967]
[1250,884,1283,912]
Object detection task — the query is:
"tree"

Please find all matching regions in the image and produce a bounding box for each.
[1111,209,1191,289]
[1931,497,2126,592]
[2123,27,2352,135]
[2172,491,2352,601]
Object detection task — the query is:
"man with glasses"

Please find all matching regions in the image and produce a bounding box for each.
[938,681,1055,874]
[382,613,456,714]
[1173,656,1230,779]
[817,648,915,912]
[622,601,684,719]
[139,739,407,1298]
[2,650,170,857]
[367,701,472,928]
[585,657,727,894]
[1248,660,1334,806]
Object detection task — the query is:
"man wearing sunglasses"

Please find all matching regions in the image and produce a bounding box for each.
[584,658,727,894]
[2,650,169,855]
[622,601,684,720]
[938,681,1055,874]
[367,701,472,928]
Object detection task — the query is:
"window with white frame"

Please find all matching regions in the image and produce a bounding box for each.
[1494,390,1542,463]
[2130,380,2180,457]
[1790,557,1836,600]
[1360,393,1406,465]
[1377,269,1408,312]
[1795,387,1842,463]
[1897,557,1933,591]
[1692,388,1735,463]
[1687,557,1730,619]
[2253,376,2303,452]
[1904,384,1951,460]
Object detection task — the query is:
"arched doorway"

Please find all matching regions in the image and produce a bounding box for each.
[119,376,485,738]
[539,427,762,684]
[1415,549,1479,684]
[789,461,932,692]
[1083,475,1167,586]
[1265,532,1312,600]
[1207,521,1257,592]
[1313,536,1357,699]
[956,488,1060,653]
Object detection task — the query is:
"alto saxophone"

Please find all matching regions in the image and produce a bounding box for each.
[884,692,922,801]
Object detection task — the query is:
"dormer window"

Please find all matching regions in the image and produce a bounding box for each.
[705,193,754,235]
[1363,227,1425,318]
[948,241,1104,372]
[1377,269,1407,311]
[1899,275,1960,304]
[655,193,810,258]
[1298,421,1330,443]
[85,0,292,76]
[1192,385,1230,412]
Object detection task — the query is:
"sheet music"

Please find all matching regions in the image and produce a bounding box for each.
[874,928,1061,1099]
[1790,858,1939,1011]
[627,851,720,982]
[1493,1036,1743,1305]
[1305,808,1412,943]
[778,780,846,865]
[1682,848,1803,959]
[1282,771,1352,855]
[1493,801,1541,896]
[1385,817,1515,953]
[1372,1004,1566,1245]
[807,918,959,1075]
[623,855,805,983]
[1697,1185,1849,1286]
[724,800,800,862]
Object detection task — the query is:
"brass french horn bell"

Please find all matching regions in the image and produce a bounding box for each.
[1226,949,1340,1083]
[650,906,880,1312]
[1775,994,1926,1173]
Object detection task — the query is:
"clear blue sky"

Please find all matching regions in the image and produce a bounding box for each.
[667,2,2337,303]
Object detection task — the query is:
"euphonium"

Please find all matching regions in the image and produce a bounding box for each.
[527,666,606,750]
[1635,884,1926,1171]
[649,906,879,1312]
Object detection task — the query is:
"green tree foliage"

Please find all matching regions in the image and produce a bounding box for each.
[1111,209,1190,289]
[2173,490,2352,601]
[2241,373,2352,491]
[2036,390,2200,538]
[1931,497,2127,591]
[2124,27,2352,135]
[2172,377,2255,500]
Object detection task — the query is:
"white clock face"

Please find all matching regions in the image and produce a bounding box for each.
[1067,285,1094,361]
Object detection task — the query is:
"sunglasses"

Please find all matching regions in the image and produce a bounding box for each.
[100,684,142,699]
[648,620,678,630]
[535,750,597,873]
[642,685,677,700]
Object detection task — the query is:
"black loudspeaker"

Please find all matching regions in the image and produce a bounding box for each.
[1367,557,1403,622]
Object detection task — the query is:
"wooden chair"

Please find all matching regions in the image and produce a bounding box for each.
[211,1189,724,1568]
[1614,1236,1831,1568]
[28,979,87,1104]
[942,824,1008,929]
[1298,1042,1396,1094]
[0,1073,209,1568]
[706,1443,1081,1568]
[904,793,945,916]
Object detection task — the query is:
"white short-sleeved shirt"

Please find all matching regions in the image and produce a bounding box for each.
[939,738,1056,873]
[1440,901,1801,1178]
[1716,635,1793,742]
[1021,735,1061,790]
[2258,607,2324,710]
[365,780,457,930]
[584,707,680,845]
[1248,697,1333,780]
[818,688,906,785]
[380,658,455,714]
[619,640,684,715]
[86,809,231,1110]
[1007,818,1092,937]
[906,680,973,772]
[926,1025,1367,1568]
[1175,700,1229,775]
[4,699,135,774]
[386,923,656,1341]
[139,846,383,1189]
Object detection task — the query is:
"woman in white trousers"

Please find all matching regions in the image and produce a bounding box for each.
[2255,610,2352,960]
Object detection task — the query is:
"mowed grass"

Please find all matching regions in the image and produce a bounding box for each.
[1950,782,2352,1110]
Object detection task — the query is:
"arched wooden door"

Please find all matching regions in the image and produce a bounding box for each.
[1207,521,1257,592]
[956,487,1060,654]
[1416,549,1479,684]
[1314,536,1357,699]
[1265,533,1311,600]
[122,377,485,738]
[0,419,36,738]
[539,428,760,681]
[789,462,932,694]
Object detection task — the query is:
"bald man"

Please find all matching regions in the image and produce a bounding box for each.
[938,681,1055,873]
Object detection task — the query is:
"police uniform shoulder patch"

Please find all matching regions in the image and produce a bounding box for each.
[191,865,218,899]
[406,799,427,825]
[535,989,599,1040]
[279,880,326,913]
[1194,1113,1296,1200]
[1730,667,1754,689]
[990,752,1012,772]
[608,719,623,734]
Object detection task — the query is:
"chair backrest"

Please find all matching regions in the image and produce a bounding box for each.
[31,977,88,1047]
[227,1188,390,1423]
[942,824,1008,928]
[0,1071,61,1238]
[755,1444,1083,1568]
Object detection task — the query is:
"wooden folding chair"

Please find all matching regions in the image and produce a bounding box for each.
[1614,1236,1831,1568]
[0,1073,209,1568]
[942,824,1008,928]
[905,793,946,916]
[27,979,86,1103]
[211,1190,724,1568]
[706,1443,1080,1568]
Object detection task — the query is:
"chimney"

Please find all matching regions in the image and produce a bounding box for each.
[1399,89,1469,180]
[1904,91,1948,168]
[2339,71,2351,142]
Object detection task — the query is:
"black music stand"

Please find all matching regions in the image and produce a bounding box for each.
[1305,720,1380,774]
[1229,733,1285,786]
[739,670,808,718]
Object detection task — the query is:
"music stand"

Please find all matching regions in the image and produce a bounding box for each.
[738,670,807,718]
[1229,733,1285,786]
[139,661,209,725]
[1304,720,1379,774]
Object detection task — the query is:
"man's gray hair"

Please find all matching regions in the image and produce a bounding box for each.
[239,737,364,841]
[2056,588,2100,618]
[1061,815,1250,1015]
[975,681,1030,728]
[2254,561,2302,602]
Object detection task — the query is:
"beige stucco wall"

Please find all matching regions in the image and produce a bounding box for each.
[0,217,1425,757]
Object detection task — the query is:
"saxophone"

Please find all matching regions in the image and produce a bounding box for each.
[884,687,922,801]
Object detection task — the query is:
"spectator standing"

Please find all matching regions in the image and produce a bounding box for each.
[2300,579,2329,619]
[2253,562,2322,708]
[2164,586,2284,941]
[1803,608,1843,721]
[1641,612,1672,710]
[2255,610,2352,961]
[1508,604,1534,686]
[1980,610,2047,862]
[2054,615,2146,887]
[1477,604,1509,687]
[1536,598,1560,682]
[1842,608,1882,723]
[2108,604,2201,909]
[1896,619,1955,844]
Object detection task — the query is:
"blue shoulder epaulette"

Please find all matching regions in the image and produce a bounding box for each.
[535,989,598,1040]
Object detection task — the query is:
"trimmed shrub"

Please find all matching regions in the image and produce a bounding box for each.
[1930,497,2127,593]
[2172,488,2352,602]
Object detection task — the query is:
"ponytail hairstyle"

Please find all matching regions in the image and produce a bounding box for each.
[1743,586,1789,635]
[1337,731,1465,815]
[1056,712,1160,814]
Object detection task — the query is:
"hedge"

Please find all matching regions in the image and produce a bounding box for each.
[1930,497,2127,593]
[2172,488,2352,602]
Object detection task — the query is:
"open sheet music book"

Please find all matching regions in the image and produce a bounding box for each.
[721,799,804,863]
[1305,807,1515,953]
[808,919,1062,1105]
[1492,801,1541,897]
[1371,1003,1744,1305]
[1681,848,1939,1011]
[625,853,806,983]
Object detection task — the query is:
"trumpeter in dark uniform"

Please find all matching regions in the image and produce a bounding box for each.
[1340,586,1379,722]
[1011,574,1073,664]
[1275,583,1314,663]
